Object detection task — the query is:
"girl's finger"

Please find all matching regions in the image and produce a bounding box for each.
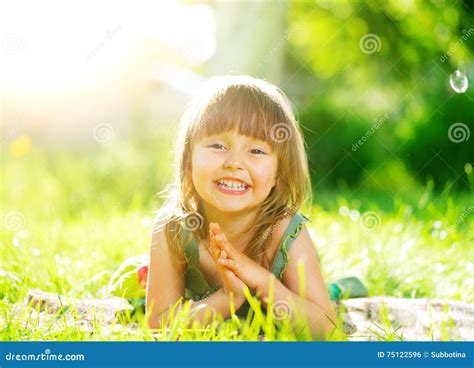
[214,234,227,249]
[216,235,235,256]
[217,258,237,272]
[209,225,216,236]
[209,222,221,236]
[220,250,227,259]
[208,236,221,260]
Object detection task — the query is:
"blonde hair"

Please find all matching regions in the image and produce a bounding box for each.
[154,75,311,264]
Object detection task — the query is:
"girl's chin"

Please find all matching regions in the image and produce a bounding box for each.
[209,198,254,214]
[214,203,250,214]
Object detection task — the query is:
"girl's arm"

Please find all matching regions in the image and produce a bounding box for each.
[186,288,246,324]
[146,228,185,329]
[257,227,337,339]
[146,229,245,329]
[215,226,337,339]
[149,289,246,329]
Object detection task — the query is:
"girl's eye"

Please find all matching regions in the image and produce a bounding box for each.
[250,148,267,155]
[208,143,226,150]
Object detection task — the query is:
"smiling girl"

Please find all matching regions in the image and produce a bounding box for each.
[112,75,336,339]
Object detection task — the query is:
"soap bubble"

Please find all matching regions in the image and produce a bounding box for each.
[449,70,468,93]
[464,163,472,174]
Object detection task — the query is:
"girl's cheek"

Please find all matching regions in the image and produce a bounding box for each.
[191,150,206,190]
[193,148,211,170]
[193,149,221,179]
[251,162,277,192]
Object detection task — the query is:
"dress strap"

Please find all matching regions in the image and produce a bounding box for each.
[271,212,310,279]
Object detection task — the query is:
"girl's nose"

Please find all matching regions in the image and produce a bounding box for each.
[223,152,244,170]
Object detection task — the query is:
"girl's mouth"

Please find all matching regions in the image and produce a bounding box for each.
[214,179,250,196]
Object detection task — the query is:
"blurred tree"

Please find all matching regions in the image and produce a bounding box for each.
[285,0,473,191]
[206,0,288,83]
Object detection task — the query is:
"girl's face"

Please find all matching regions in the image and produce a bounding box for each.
[192,130,278,214]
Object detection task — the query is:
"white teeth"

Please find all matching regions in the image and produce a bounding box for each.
[217,179,248,191]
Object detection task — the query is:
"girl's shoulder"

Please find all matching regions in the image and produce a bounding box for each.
[150,215,190,265]
[264,212,309,268]
[272,212,309,241]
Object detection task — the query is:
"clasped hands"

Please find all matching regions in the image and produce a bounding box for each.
[207,223,271,302]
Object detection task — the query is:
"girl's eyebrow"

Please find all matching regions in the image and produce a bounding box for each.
[201,134,272,149]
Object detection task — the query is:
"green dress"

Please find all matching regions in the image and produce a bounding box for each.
[183,212,310,317]
[107,212,310,317]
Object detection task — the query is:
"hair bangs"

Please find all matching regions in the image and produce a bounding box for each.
[192,84,288,151]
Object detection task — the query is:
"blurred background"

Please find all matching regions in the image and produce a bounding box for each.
[1,0,473,307]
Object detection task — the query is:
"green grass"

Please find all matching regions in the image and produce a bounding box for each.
[1,140,472,341]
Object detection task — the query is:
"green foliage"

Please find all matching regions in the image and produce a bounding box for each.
[287,0,474,190]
